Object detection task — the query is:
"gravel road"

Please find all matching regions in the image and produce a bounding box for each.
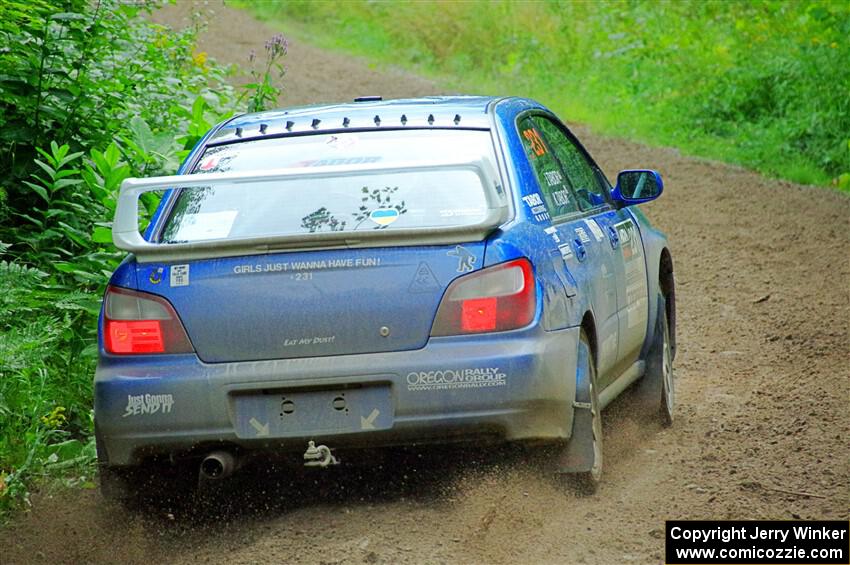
[2,3,847,564]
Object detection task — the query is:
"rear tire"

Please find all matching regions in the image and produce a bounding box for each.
[637,293,674,426]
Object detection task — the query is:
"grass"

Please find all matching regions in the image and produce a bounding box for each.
[235,0,850,191]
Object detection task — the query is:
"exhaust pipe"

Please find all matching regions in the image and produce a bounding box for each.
[199,450,237,480]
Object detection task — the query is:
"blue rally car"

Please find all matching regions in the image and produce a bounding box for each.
[95,96,676,498]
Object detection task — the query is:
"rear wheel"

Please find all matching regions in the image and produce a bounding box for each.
[637,293,674,426]
[556,330,603,494]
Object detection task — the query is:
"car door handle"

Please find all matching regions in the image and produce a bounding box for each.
[573,238,587,262]
[607,225,620,249]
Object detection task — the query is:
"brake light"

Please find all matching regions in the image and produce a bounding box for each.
[103,286,193,355]
[431,258,536,336]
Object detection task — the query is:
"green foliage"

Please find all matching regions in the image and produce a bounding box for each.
[0,0,289,516]
[0,0,242,263]
[242,0,850,189]
[0,260,100,513]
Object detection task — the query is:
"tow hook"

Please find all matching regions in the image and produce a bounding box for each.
[303,440,339,467]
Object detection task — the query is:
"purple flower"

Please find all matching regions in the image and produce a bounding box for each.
[264,33,288,58]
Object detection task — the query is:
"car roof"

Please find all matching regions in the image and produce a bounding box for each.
[207,95,530,145]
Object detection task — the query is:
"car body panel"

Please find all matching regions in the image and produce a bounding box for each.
[95,95,673,470]
[96,324,579,465]
[133,243,486,363]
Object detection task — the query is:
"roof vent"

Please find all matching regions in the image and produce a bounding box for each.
[427,114,435,125]
[374,115,381,126]
[342,117,350,127]
[311,118,321,129]
[400,114,408,126]
[354,96,382,102]
[285,120,294,131]
[453,114,461,125]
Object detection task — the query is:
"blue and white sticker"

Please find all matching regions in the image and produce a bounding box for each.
[369,208,399,226]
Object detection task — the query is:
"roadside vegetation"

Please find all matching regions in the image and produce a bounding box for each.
[241,0,850,190]
[0,0,284,516]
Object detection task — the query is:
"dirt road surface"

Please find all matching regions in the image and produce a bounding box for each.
[2,3,847,564]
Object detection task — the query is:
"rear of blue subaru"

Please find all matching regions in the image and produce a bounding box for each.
[94,98,579,492]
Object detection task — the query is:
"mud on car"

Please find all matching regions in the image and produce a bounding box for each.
[95,96,676,499]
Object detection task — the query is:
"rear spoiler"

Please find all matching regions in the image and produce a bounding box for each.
[113,157,510,263]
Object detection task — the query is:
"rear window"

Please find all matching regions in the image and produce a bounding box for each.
[159,130,502,243]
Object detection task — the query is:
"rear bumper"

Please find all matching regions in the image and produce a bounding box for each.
[94,325,579,466]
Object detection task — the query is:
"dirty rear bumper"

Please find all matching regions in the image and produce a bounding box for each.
[94,325,579,466]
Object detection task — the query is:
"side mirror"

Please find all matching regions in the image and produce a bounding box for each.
[612,169,663,205]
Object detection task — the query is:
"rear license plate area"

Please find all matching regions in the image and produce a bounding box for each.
[234,386,393,439]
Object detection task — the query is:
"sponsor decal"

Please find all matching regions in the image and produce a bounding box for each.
[233,257,382,274]
[409,261,441,293]
[615,219,641,260]
[197,154,235,174]
[521,128,547,157]
[543,169,563,187]
[551,189,572,207]
[149,267,164,285]
[199,156,218,171]
[522,193,544,207]
[123,394,174,418]
[558,243,574,260]
[575,227,591,244]
[369,208,400,226]
[522,193,551,222]
[438,207,484,218]
[406,367,507,391]
[293,156,382,168]
[585,219,605,242]
[615,219,649,329]
[325,134,358,150]
[283,335,336,347]
[447,245,476,273]
[170,264,189,287]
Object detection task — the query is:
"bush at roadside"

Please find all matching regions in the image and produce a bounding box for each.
[0,0,284,515]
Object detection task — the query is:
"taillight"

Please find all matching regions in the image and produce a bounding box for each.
[103,286,193,355]
[431,258,536,336]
